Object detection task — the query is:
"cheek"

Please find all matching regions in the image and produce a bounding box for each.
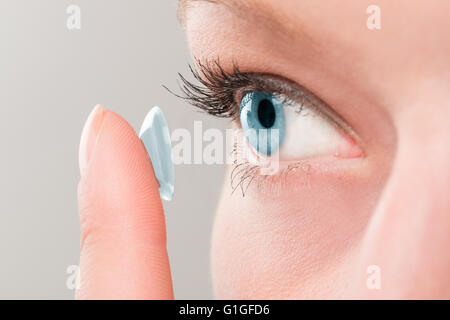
[211,162,387,299]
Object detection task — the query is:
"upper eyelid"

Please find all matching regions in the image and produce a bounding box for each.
[240,74,361,140]
[229,74,351,136]
[172,59,321,119]
[172,59,357,140]
[233,73,319,111]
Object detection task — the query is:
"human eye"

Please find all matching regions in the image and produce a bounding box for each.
[174,59,362,164]
[238,88,362,161]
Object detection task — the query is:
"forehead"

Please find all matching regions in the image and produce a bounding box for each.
[179,0,450,58]
[180,0,450,111]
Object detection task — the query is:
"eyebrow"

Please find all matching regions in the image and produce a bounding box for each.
[177,0,313,46]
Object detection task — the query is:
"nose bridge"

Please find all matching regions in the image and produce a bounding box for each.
[355,96,450,298]
[395,102,450,211]
[385,117,450,251]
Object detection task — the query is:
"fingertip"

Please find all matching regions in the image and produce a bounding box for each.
[79,104,105,176]
[76,107,173,299]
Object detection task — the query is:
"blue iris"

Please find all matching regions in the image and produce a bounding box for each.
[239,91,285,156]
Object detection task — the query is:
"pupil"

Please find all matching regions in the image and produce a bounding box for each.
[257,99,276,128]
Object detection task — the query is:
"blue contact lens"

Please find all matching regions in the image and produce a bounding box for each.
[139,106,174,201]
[239,91,285,156]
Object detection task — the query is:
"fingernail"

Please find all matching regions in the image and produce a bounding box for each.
[79,104,105,175]
[139,106,174,201]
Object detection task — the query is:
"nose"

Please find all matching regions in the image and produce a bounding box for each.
[353,97,450,299]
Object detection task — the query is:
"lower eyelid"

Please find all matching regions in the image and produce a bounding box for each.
[226,123,367,200]
[228,151,364,198]
[227,106,365,196]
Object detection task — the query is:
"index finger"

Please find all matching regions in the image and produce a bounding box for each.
[76,105,173,299]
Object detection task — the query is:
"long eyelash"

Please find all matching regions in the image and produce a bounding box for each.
[166,59,315,196]
[165,58,249,119]
[166,59,267,195]
[230,162,259,196]
[230,159,313,197]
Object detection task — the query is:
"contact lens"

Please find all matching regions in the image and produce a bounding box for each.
[139,106,174,201]
[239,91,285,156]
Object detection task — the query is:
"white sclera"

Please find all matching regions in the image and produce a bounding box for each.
[279,106,344,159]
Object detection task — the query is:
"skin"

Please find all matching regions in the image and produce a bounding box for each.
[76,0,450,299]
[77,105,173,299]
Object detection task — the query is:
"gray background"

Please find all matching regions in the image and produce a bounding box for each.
[0,0,225,299]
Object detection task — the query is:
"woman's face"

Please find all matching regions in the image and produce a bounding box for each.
[181,0,450,298]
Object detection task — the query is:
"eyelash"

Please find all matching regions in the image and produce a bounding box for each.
[169,59,322,121]
[168,59,251,120]
[167,59,344,196]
